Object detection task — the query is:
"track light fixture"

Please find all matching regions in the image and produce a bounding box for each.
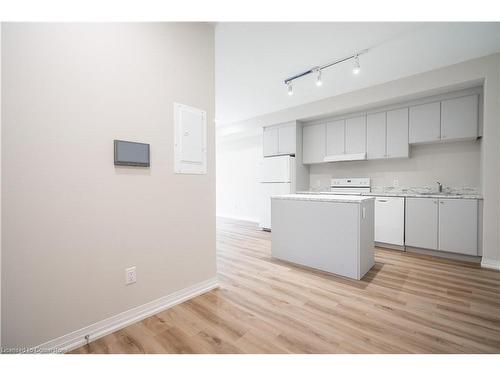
[284,49,368,95]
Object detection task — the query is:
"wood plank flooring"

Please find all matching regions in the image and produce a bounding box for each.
[71,218,500,354]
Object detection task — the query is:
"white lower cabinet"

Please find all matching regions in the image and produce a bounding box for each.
[405,197,478,256]
[438,198,478,255]
[374,197,405,246]
[405,197,439,250]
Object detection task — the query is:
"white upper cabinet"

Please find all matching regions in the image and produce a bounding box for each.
[441,95,478,141]
[326,120,345,156]
[409,102,441,144]
[300,90,480,164]
[386,108,409,158]
[405,197,439,250]
[345,116,366,154]
[438,198,478,256]
[367,109,408,160]
[263,123,296,157]
[302,123,326,164]
[277,124,296,155]
[409,94,479,144]
[366,112,386,159]
[263,127,279,157]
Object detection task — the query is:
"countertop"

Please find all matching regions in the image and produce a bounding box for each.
[296,191,483,200]
[272,194,375,203]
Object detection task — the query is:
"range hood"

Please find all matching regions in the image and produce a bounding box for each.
[323,153,367,162]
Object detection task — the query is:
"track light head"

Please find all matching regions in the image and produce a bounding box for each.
[287,81,293,96]
[352,55,361,75]
[315,69,322,86]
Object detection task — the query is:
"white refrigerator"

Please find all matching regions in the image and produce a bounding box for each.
[259,155,296,230]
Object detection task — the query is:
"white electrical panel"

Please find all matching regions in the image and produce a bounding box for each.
[174,102,207,174]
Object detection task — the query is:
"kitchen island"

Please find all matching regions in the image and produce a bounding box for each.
[271,194,375,280]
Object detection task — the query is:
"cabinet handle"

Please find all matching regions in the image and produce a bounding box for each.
[377,199,388,202]
[433,200,438,204]
[440,201,444,204]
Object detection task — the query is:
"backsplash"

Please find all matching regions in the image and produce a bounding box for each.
[309,140,481,193]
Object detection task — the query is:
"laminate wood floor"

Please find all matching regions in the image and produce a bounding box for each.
[71,218,500,354]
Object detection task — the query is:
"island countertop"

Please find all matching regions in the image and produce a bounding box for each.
[271,194,375,203]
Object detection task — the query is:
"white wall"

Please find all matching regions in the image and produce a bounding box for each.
[309,141,481,191]
[215,53,500,265]
[1,23,216,348]
[216,134,262,222]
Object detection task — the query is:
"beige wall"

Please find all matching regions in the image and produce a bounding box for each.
[1,23,216,348]
[217,53,500,264]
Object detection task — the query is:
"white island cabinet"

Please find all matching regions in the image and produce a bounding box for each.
[271,194,375,280]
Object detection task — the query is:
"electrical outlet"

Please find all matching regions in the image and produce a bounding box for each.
[125,266,136,285]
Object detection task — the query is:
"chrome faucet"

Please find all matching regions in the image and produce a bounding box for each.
[436,181,443,193]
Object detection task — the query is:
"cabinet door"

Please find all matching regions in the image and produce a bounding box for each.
[374,197,405,245]
[438,199,478,255]
[409,102,441,144]
[405,198,438,250]
[263,127,279,157]
[441,95,478,141]
[278,124,296,155]
[386,108,409,158]
[302,123,326,164]
[366,112,386,159]
[326,120,345,156]
[345,116,366,154]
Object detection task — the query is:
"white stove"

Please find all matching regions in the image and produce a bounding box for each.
[330,178,371,195]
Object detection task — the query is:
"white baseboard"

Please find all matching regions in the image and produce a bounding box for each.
[405,246,481,263]
[481,258,500,271]
[216,213,259,223]
[35,277,218,353]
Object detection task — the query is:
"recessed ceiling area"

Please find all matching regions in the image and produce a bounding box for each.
[215,22,500,126]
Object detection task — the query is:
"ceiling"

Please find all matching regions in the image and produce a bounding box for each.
[215,22,500,127]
